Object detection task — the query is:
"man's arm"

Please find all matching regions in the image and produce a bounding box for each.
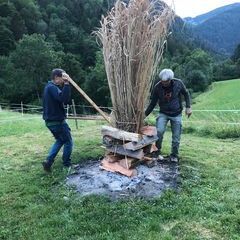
[61,73,71,104]
[145,87,158,117]
[49,84,71,104]
[180,81,192,117]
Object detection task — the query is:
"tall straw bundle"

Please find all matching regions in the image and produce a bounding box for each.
[97,0,173,133]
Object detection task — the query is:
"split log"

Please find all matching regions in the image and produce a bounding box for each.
[118,158,138,169]
[140,126,157,136]
[103,153,122,163]
[123,135,158,151]
[100,159,137,177]
[102,126,142,142]
[105,145,144,160]
[150,143,158,153]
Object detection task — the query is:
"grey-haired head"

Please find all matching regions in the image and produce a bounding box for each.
[159,69,174,81]
[51,68,66,80]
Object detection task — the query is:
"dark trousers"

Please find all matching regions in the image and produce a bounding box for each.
[46,122,73,167]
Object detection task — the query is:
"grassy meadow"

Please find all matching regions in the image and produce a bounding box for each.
[193,79,240,110]
[0,79,240,239]
[180,79,239,138]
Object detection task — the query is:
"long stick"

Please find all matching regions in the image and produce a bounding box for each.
[67,77,112,124]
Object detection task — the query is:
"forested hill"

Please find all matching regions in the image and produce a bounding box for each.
[0,0,115,105]
[0,0,199,105]
[185,3,240,55]
[0,0,239,106]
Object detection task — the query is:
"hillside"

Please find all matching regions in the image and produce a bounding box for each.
[194,79,240,109]
[185,3,240,55]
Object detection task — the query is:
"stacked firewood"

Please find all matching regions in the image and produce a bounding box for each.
[100,126,159,177]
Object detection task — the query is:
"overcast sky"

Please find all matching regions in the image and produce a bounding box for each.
[162,0,240,18]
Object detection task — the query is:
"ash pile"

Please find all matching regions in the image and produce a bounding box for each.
[66,125,179,200]
[67,159,179,200]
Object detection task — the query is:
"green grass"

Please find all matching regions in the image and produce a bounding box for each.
[1,110,240,240]
[194,79,240,110]
[184,79,240,138]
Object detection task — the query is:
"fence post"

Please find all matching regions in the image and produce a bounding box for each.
[21,101,24,116]
[72,99,78,130]
[66,104,69,117]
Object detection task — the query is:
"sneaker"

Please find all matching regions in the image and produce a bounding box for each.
[42,161,52,173]
[152,150,164,160]
[169,155,179,163]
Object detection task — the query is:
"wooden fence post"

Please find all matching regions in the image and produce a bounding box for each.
[66,104,69,117]
[21,101,24,116]
[72,99,78,129]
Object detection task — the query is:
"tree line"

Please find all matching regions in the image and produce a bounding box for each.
[0,0,239,106]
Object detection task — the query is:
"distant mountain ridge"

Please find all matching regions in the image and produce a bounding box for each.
[184,3,240,55]
[184,2,240,25]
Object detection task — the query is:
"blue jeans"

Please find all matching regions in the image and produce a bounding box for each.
[156,113,182,157]
[46,122,73,167]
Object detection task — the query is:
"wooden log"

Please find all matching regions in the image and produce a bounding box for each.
[100,159,137,177]
[68,115,104,120]
[105,145,144,160]
[143,156,154,161]
[103,153,122,163]
[150,143,158,153]
[123,135,158,151]
[102,126,142,142]
[118,157,138,169]
[140,126,157,136]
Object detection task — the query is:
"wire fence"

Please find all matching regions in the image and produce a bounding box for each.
[0,101,239,126]
[0,101,112,116]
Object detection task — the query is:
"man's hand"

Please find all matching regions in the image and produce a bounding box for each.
[62,72,70,84]
[185,107,192,118]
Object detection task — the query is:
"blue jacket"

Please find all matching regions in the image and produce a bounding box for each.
[145,78,191,117]
[43,81,71,121]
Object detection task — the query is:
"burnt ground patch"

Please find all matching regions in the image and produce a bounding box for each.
[66,158,179,200]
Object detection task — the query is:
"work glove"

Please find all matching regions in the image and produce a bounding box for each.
[185,107,192,118]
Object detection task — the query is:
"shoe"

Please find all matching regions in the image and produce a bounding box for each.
[169,155,179,163]
[152,150,163,159]
[42,161,52,173]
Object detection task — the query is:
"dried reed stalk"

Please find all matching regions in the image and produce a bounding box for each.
[97,0,173,133]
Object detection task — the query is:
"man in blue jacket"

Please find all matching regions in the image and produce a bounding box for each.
[42,68,73,172]
[145,69,192,162]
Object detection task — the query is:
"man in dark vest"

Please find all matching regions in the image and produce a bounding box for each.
[145,69,192,162]
[42,68,73,172]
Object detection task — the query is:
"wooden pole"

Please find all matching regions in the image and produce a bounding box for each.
[67,77,112,124]
[66,104,69,118]
[21,101,24,116]
[72,99,78,129]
